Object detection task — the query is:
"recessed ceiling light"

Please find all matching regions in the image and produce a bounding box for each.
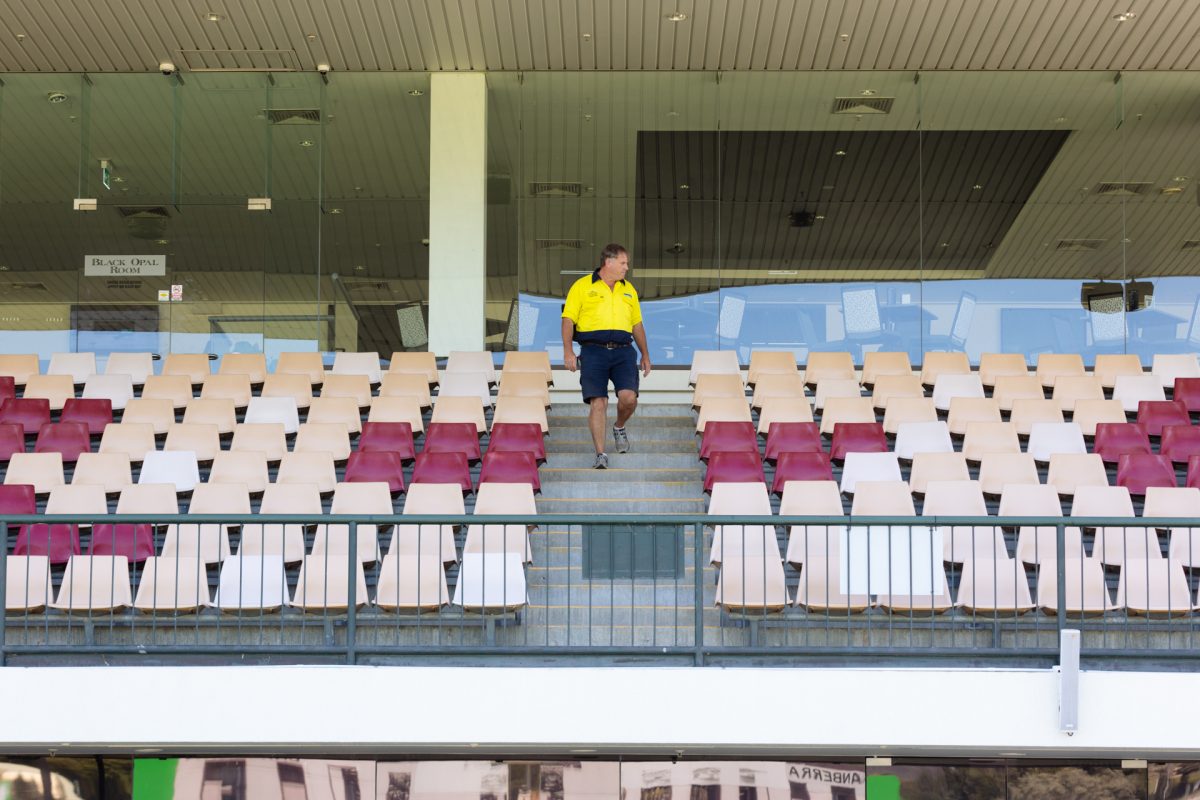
[47,91,67,104]
[666,110,680,117]
[204,12,225,22]
[1175,176,1190,182]
[1055,116,1068,123]
[1113,11,1135,21]
[156,239,169,245]
[1161,186,1184,195]
[815,215,825,220]
[582,32,592,40]
[665,11,688,22]
[834,150,847,156]
[940,242,950,247]
[298,139,315,147]
[408,89,424,96]
[838,33,850,41]
[112,176,125,184]
[583,113,593,121]
[972,184,982,190]
[679,184,689,190]
[860,89,877,96]
[15,33,26,41]
[0,265,9,271]
[329,208,343,214]
[354,265,366,271]
[822,185,835,191]
[307,33,318,41]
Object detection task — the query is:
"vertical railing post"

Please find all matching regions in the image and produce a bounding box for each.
[1055,522,1067,638]
[346,520,359,665]
[0,520,8,667]
[693,519,705,665]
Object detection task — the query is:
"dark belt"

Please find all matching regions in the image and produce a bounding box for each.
[583,342,632,350]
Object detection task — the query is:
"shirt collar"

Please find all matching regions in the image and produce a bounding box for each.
[591,269,625,286]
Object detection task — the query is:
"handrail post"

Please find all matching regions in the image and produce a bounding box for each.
[0,521,7,667]
[1056,522,1067,638]
[693,519,705,665]
[346,520,358,665]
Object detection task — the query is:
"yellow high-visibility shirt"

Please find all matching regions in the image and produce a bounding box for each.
[561,271,643,344]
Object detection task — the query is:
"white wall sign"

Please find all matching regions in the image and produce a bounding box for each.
[84,254,166,277]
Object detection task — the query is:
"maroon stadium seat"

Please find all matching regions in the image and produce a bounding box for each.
[1173,378,1200,414]
[60,398,114,436]
[1116,453,1177,495]
[699,421,759,461]
[0,483,36,514]
[411,451,473,493]
[344,450,407,494]
[1187,455,1200,491]
[1092,422,1152,464]
[89,524,157,563]
[829,422,888,462]
[1161,424,1200,464]
[0,398,51,436]
[423,422,482,463]
[488,422,546,464]
[703,451,765,492]
[357,421,416,463]
[763,421,822,463]
[0,423,24,462]
[0,376,14,407]
[479,450,540,491]
[15,522,81,564]
[770,451,834,494]
[34,422,92,463]
[1136,400,1190,437]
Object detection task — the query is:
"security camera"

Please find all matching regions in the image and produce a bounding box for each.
[159,61,176,75]
[317,63,331,75]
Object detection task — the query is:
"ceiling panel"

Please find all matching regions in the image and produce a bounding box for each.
[1,0,1199,73]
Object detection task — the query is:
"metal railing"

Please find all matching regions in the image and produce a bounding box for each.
[4,513,1200,666]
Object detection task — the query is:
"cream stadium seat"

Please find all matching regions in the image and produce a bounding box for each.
[946,397,1002,437]
[1072,486,1149,566]
[164,422,221,462]
[162,353,211,386]
[881,397,937,435]
[1093,354,1144,390]
[1008,399,1064,437]
[860,351,912,387]
[1036,558,1118,615]
[0,354,39,386]
[818,396,875,437]
[320,373,374,408]
[756,397,814,434]
[51,555,132,613]
[260,373,313,411]
[429,395,487,434]
[750,373,806,409]
[104,352,154,386]
[138,451,201,493]
[277,451,338,494]
[214,555,289,612]
[290,553,369,612]
[956,556,1034,615]
[199,374,252,409]
[978,353,1029,389]
[276,352,326,387]
[293,423,352,462]
[72,452,133,495]
[230,423,287,463]
[5,555,52,612]
[140,375,194,411]
[368,396,426,433]
[388,351,440,386]
[240,482,323,563]
[794,556,869,612]
[209,451,269,494]
[331,351,383,384]
[870,375,925,411]
[977,452,1039,496]
[1112,374,1166,414]
[497,372,552,407]
[781,480,845,567]
[182,398,237,436]
[919,351,970,387]
[48,352,96,385]
[162,481,250,563]
[908,452,969,495]
[1116,558,1193,616]
[695,397,754,434]
[931,373,984,412]
[438,371,495,408]
[1153,354,1200,389]
[1045,453,1109,497]
[849,480,915,515]
[692,373,746,409]
[133,556,211,613]
[715,556,790,613]
[1036,353,1085,390]
[1003,484,1078,565]
[98,422,156,464]
[492,396,550,433]
[218,353,268,385]
[689,350,742,385]
[120,398,175,435]
[4,452,64,495]
[747,351,799,386]
[961,421,1020,462]
[812,377,862,411]
[82,374,135,412]
[23,375,75,411]
[375,554,451,610]
[1051,375,1104,413]
[306,396,363,435]
[446,351,498,384]
[379,372,434,408]
[500,351,553,384]
[991,375,1046,413]
[311,481,392,564]
[1071,399,1127,437]
[391,482,464,562]
[804,352,856,387]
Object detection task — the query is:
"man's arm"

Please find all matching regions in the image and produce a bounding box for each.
[562,318,578,372]
[632,322,652,377]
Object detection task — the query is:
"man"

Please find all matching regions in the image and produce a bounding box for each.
[561,243,653,469]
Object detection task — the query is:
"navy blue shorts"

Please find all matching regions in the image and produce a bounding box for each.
[579,344,639,402]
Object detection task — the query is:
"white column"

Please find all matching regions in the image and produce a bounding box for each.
[427,73,488,354]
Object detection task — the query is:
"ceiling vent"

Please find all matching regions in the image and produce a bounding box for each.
[345,280,391,293]
[528,182,583,198]
[117,206,170,241]
[536,238,585,251]
[1055,238,1106,251]
[832,97,894,115]
[1093,181,1154,196]
[266,108,321,125]
[177,49,300,72]
[3,282,47,291]
[1182,240,1200,251]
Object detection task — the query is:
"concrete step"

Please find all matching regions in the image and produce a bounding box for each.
[547,417,696,433]
[546,437,698,453]
[541,466,701,482]
[537,497,707,513]
[544,453,700,468]
[544,479,700,496]
[546,404,697,419]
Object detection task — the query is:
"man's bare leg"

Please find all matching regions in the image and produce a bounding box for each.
[588,396,609,454]
[614,390,638,428]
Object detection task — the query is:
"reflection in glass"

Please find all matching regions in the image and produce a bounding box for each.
[623,762,863,800]
[1007,766,1145,800]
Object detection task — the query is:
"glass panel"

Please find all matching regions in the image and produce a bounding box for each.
[515,72,719,365]
[1007,765,1146,800]
[717,72,922,366]
[489,73,521,352]
[920,72,1124,365]
[867,763,1005,800]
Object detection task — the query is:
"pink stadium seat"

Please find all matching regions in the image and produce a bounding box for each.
[1187,456,1200,490]
[344,450,407,494]
[699,421,759,461]
[704,451,765,492]
[357,421,417,463]
[1093,422,1152,464]
[0,484,35,514]
[423,422,482,463]
[411,451,473,494]
[1173,378,1200,413]
[0,398,50,436]
[1116,453,1176,495]
[0,423,24,462]
[34,422,91,463]
[771,451,834,494]
[89,523,157,563]
[479,450,540,491]
[14,524,81,565]
[60,398,113,436]
[488,422,546,464]
[1161,425,1200,464]
[763,422,823,463]
[1136,400,1190,437]
[829,422,887,462]
[0,376,14,406]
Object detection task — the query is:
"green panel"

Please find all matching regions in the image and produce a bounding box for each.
[582,523,683,580]
[133,758,178,800]
[867,774,902,800]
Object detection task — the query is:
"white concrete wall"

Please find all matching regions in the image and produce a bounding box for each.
[427,73,488,355]
[1,666,1198,756]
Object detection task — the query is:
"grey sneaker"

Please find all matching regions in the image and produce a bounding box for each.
[592,452,609,470]
[612,426,630,453]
